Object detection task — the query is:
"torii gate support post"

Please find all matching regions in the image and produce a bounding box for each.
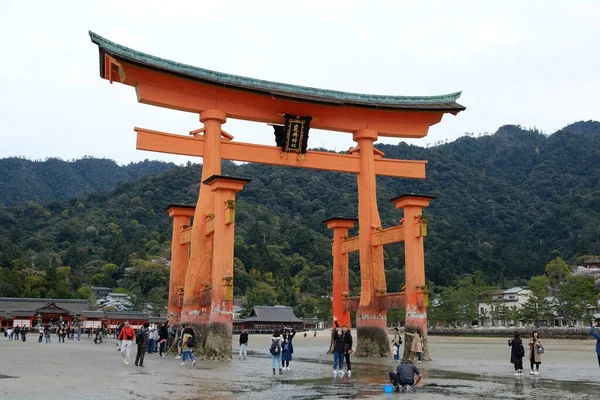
[181,110,225,323]
[166,206,195,323]
[391,194,434,361]
[201,175,250,358]
[324,218,357,330]
[353,129,389,357]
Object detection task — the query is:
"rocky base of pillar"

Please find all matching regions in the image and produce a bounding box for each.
[169,322,232,360]
[355,326,390,357]
[402,326,431,361]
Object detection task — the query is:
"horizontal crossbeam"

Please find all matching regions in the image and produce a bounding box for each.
[342,292,406,311]
[135,128,427,179]
[341,225,405,254]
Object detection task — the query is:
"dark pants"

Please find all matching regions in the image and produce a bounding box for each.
[530,353,540,370]
[159,340,166,356]
[389,372,413,386]
[135,345,146,366]
[513,361,523,371]
[345,352,352,371]
[597,354,599,368]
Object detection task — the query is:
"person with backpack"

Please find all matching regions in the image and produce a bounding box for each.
[590,322,600,368]
[528,330,543,375]
[269,329,283,375]
[392,327,402,361]
[117,321,135,365]
[281,327,296,370]
[135,322,150,367]
[180,327,196,367]
[508,331,525,376]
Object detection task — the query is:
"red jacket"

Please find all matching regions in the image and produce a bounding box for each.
[117,326,135,341]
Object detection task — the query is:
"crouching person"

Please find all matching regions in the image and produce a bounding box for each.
[389,359,422,392]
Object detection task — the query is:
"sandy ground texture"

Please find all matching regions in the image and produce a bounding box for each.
[1,332,599,400]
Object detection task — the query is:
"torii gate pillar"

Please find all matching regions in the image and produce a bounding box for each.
[165,205,195,323]
[203,175,250,329]
[391,194,435,336]
[353,129,387,332]
[324,218,357,329]
[181,110,226,322]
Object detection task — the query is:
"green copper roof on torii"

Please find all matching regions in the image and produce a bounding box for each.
[89,31,465,112]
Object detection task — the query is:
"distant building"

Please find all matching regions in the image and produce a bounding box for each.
[233,305,305,333]
[91,286,113,299]
[0,297,91,329]
[584,257,600,270]
[96,293,132,311]
[478,287,532,327]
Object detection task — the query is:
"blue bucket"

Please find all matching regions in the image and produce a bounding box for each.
[383,384,394,393]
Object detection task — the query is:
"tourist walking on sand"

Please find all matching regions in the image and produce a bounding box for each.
[404,331,423,362]
[239,327,249,360]
[590,322,600,368]
[333,317,353,376]
[38,327,43,343]
[76,325,82,342]
[392,327,402,361]
[281,327,296,370]
[269,329,283,375]
[180,327,196,367]
[5,327,11,341]
[44,327,51,343]
[21,327,27,342]
[508,331,525,376]
[158,322,169,358]
[14,326,20,341]
[528,330,543,375]
[135,322,150,367]
[117,321,135,365]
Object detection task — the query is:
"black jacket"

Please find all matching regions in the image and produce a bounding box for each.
[334,321,353,353]
[333,333,346,353]
[239,332,248,345]
[509,338,524,364]
[396,360,421,383]
[158,325,168,341]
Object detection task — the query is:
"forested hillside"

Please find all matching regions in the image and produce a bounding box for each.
[0,121,599,319]
[0,157,175,204]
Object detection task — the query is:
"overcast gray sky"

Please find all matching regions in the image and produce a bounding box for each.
[1,0,599,165]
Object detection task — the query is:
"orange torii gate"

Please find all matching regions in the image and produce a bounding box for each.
[90,31,465,358]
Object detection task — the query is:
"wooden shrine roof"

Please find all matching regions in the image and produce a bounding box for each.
[89,31,465,112]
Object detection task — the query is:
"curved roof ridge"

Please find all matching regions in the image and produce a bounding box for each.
[89,31,464,110]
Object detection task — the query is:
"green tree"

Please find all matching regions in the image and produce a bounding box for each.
[75,286,93,300]
[555,275,596,325]
[545,257,571,285]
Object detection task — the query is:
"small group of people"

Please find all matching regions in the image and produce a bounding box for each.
[508,330,543,376]
[268,326,296,374]
[115,321,196,368]
[391,327,423,362]
[331,317,353,376]
[4,326,27,341]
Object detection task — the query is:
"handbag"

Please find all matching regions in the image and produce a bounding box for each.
[537,346,544,354]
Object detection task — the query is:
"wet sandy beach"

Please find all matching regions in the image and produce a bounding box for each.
[1,332,598,399]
